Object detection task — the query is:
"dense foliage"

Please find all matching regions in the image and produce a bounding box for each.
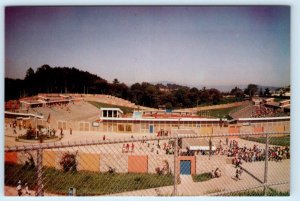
[5,65,248,109]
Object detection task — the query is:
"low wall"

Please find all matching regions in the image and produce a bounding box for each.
[148,154,174,174]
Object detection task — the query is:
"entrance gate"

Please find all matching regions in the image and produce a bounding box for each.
[180,160,191,175]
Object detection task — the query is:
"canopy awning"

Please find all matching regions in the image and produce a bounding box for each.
[189,146,216,151]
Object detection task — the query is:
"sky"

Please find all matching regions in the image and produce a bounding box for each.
[5,6,290,88]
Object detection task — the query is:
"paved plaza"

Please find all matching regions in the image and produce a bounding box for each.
[4,126,290,196]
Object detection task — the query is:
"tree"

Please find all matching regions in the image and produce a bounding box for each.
[230,86,244,99]
[60,152,77,172]
[259,88,263,96]
[113,78,120,85]
[24,67,35,80]
[208,88,222,104]
[244,84,258,97]
[199,87,209,103]
[188,87,199,107]
[264,88,271,96]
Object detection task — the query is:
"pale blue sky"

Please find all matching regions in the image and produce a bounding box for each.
[5,6,290,87]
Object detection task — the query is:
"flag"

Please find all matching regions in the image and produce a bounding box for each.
[47,113,51,123]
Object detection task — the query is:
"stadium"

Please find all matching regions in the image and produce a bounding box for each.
[4,92,290,196]
[5,93,290,136]
[4,6,291,197]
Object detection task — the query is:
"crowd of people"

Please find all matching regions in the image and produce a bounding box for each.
[224,140,290,165]
[16,180,31,196]
[205,138,290,167]
[140,137,175,155]
[157,129,169,137]
[8,120,29,135]
[251,105,284,118]
[122,143,135,153]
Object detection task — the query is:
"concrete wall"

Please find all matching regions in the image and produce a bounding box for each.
[100,153,128,173]
[128,155,148,173]
[43,150,57,168]
[5,152,18,164]
[148,155,174,174]
[239,126,252,133]
[78,152,100,172]
[178,156,196,175]
[43,116,291,136]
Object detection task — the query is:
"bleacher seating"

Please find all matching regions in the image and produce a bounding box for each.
[229,103,254,119]
[27,100,100,123]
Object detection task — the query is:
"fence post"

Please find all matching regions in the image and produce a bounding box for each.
[263,132,269,196]
[36,147,44,196]
[173,135,178,196]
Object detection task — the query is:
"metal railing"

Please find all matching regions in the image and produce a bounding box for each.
[4,131,290,196]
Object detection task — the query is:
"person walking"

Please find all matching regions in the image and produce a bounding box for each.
[235,169,240,181]
[238,167,243,180]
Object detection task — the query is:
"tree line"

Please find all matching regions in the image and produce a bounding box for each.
[5,65,266,109]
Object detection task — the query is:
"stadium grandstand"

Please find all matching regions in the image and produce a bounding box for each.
[5,93,290,135]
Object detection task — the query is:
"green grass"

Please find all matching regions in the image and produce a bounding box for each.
[227,188,289,196]
[196,98,244,108]
[241,135,290,146]
[5,164,173,196]
[192,172,213,182]
[88,101,134,114]
[274,97,288,102]
[197,106,241,118]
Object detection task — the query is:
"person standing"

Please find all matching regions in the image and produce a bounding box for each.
[70,128,72,135]
[16,180,22,196]
[235,169,240,181]
[24,183,31,195]
[60,128,64,138]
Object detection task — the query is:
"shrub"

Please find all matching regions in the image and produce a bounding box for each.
[22,152,35,169]
[108,166,115,174]
[25,129,35,140]
[134,176,142,183]
[192,172,213,182]
[155,167,162,175]
[59,152,77,172]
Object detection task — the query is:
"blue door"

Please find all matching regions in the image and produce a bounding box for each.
[180,160,191,175]
[149,125,154,134]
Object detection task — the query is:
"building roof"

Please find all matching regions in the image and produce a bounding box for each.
[265,102,280,107]
[100,117,225,122]
[5,111,44,119]
[183,138,216,151]
[100,108,124,114]
[237,116,290,121]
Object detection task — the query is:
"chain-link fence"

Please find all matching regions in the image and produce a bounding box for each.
[4,131,290,196]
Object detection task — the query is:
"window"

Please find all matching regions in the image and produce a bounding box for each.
[126,124,132,132]
[118,124,124,132]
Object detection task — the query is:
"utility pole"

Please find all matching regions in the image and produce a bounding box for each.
[263,132,269,195]
[173,133,178,196]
